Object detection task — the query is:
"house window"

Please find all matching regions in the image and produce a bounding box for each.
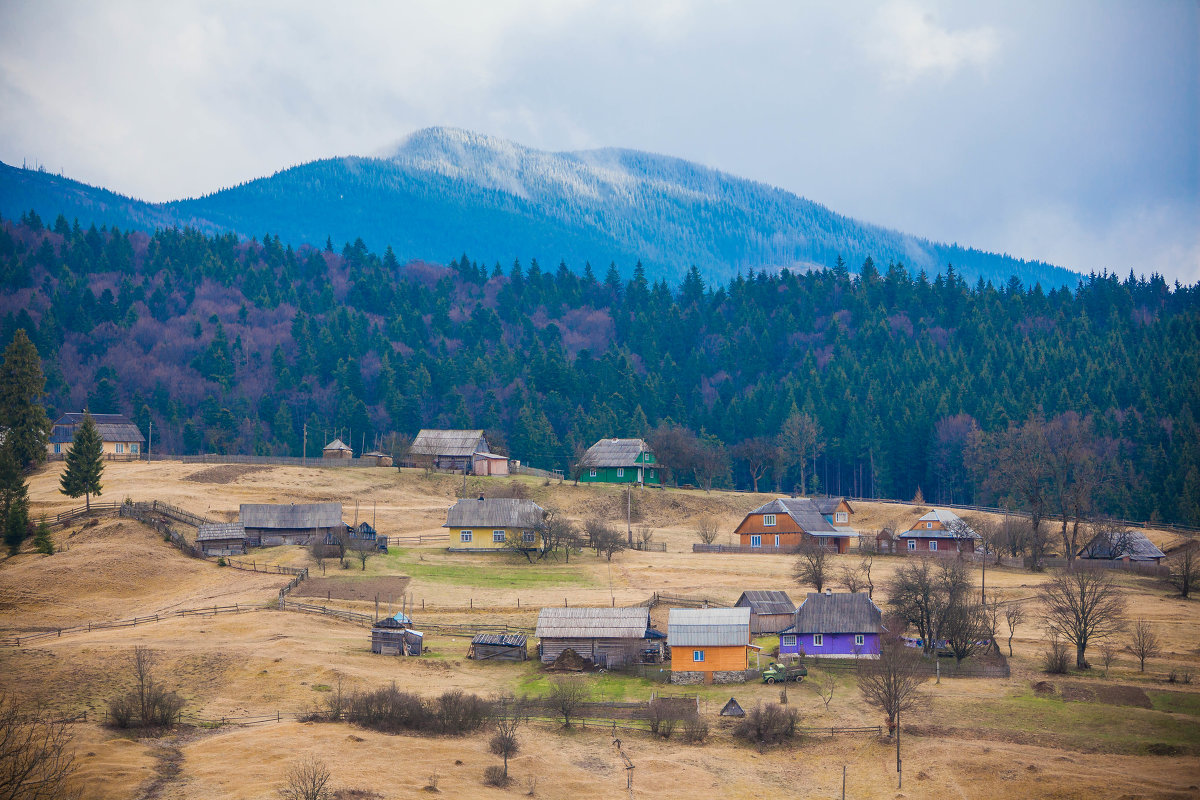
[907,539,916,551]
[929,540,938,551]
[115,443,124,453]
[692,650,705,662]
[53,444,60,454]
[589,469,597,477]
[493,530,506,543]
[763,514,776,527]
[617,468,624,477]
[836,512,848,523]
[750,535,761,548]
[649,469,656,479]
[131,443,140,454]
[926,522,933,529]
[813,634,823,647]
[460,531,473,543]
[522,531,536,544]
[855,634,865,646]
[774,534,780,547]
[782,635,796,648]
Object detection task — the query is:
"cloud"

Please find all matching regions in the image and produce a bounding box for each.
[868,1,1000,84]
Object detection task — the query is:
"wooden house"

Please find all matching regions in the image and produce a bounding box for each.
[240,502,344,547]
[734,590,797,634]
[195,521,247,556]
[535,607,665,668]
[48,412,145,459]
[898,509,980,554]
[734,497,858,554]
[322,438,354,459]
[668,607,752,683]
[409,429,501,473]
[578,438,662,485]
[1078,528,1165,564]
[444,497,546,552]
[371,613,422,656]
[468,633,529,661]
[780,590,883,659]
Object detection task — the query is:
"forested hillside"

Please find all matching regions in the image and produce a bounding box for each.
[1,210,1197,524]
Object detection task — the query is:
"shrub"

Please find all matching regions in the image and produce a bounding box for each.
[482,765,509,788]
[146,684,185,727]
[217,557,227,567]
[1043,635,1071,675]
[647,698,682,737]
[339,684,491,736]
[107,693,136,728]
[436,689,489,735]
[682,715,709,744]
[733,703,799,746]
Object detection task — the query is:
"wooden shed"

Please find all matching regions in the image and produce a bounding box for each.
[535,607,665,668]
[734,590,797,634]
[668,607,753,680]
[241,502,344,547]
[468,633,528,661]
[196,521,247,556]
[361,450,394,467]
[370,613,422,656]
[322,438,354,459]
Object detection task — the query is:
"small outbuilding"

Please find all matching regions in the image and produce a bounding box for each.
[241,502,344,547]
[196,521,247,556]
[668,607,753,684]
[1078,528,1166,564]
[468,633,529,661]
[719,697,746,717]
[371,613,422,655]
[361,451,394,467]
[322,438,354,460]
[734,590,796,634]
[535,607,665,668]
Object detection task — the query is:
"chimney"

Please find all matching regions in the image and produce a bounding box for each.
[478,495,485,501]
[825,588,832,596]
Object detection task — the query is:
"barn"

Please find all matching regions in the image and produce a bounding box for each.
[195,521,247,556]
[535,607,665,668]
[409,429,498,472]
[734,590,797,634]
[468,633,529,661]
[241,502,344,547]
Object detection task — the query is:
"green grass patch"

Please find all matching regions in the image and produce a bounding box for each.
[1148,690,1200,717]
[515,667,665,702]
[311,684,331,692]
[378,548,593,589]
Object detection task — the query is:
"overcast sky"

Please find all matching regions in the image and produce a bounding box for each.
[1,1,1196,282]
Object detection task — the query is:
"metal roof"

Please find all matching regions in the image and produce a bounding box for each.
[900,509,980,539]
[814,497,851,515]
[410,429,487,457]
[195,521,246,541]
[746,498,839,533]
[323,439,352,452]
[240,502,343,529]
[785,592,882,635]
[373,612,413,628]
[584,438,652,467]
[667,607,750,647]
[50,413,145,444]
[471,633,527,647]
[535,607,652,639]
[1079,529,1166,561]
[735,591,796,616]
[444,498,545,529]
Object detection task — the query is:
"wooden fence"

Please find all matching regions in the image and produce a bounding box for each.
[3,603,267,647]
[637,592,731,609]
[51,502,123,528]
[1024,557,1169,577]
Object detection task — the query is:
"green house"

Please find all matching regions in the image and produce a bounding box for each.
[579,438,661,485]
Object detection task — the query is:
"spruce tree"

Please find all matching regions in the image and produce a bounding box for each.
[0,329,51,470]
[0,443,29,553]
[60,411,104,510]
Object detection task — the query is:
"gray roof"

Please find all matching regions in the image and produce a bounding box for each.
[471,633,527,647]
[814,497,851,515]
[900,509,981,539]
[735,591,796,616]
[195,521,246,541]
[746,498,848,535]
[240,502,343,529]
[444,498,545,529]
[536,607,652,639]
[584,438,652,467]
[323,438,352,452]
[1079,529,1166,561]
[785,592,882,635]
[410,429,487,457]
[668,607,751,647]
[51,412,145,445]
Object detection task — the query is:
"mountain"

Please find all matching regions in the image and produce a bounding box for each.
[0,127,1077,287]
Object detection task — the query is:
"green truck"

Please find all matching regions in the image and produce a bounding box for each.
[761,662,807,684]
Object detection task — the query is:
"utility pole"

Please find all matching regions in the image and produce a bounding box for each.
[897,707,902,789]
[626,485,632,546]
[147,419,152,462]
[303,423,307,467]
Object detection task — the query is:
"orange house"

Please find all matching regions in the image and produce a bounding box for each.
[734,497,857,554]
[668,608,753,683]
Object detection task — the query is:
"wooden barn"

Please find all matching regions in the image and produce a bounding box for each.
[535,607,665,668]
[241,502,344,547]
[370,613,422,656]
[734,590,797,634]
[409,429,500,473]
[322,439,354,459]
[48,412,145,459]
[468,633,529,661]
[195,521,247,556]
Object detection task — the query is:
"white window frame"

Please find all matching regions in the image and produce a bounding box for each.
[493,530,506,543]
[782,635,796,648]
[855,634,865,647]
[836,511,848,523]
[926,522,933,529]
[907,539,916,551]
[115,443,124,453]
[522,530,537,544]
[763,514,776,527]
[929,540,938,551]
[617,467,624,477]
[774,534,780,547]
[750,535,761,548]
[813,634,823,647]
[589,469,597,477]
[460,530,473,543]
[692,650,705,662]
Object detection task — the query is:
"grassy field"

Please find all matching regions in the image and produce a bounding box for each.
[2,459,1197,800]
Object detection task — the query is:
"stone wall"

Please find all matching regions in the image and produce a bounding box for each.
[670,671,705,685]
[713,670,749,684]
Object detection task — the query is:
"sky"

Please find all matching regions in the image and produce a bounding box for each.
[1,0,1197,283]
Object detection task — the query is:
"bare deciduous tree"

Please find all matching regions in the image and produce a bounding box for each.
[856,635,929,731]
[940,598,991,664]
[840,563,866,593]
[0,694,77,800]
[695,516,720,545]
[861,553,875,598]
[814,671,836,711]
[1098,641,1118,677]
[1126,619,1160,673]
[635,525,654,549]
[793,541,831,593]
[278,757,332,800]
[535,510,581,563]
[350,536,375,571]
[489,696,526,782]
[777,409,823,495]
[547,677,589,728]
[1168,545,1199,598]
[308,537,327,575]
[1003,601,1025,657]
[732,437,780,494]
[1040,569,1126,669]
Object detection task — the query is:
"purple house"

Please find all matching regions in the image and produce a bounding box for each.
[779,590,883,659]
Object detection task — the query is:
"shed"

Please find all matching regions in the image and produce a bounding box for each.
[535,607,664,667]
[410,429,491,472]
[241,502,344,547]
[734,590,797,634]
[361,451,394,467]
[370,613,421,656]
[471,451,510,476]
[720,697,745,717]
[195,521,247,556]
[468,633,529,661]
[780,591,883,659]
[322,438,354,459]
[1078,529,1166,563]
[668,607,753,679]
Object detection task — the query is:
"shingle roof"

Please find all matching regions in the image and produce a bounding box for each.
[410,429,487,457]
[195,521,246,541]
[785,592,882,635]
[323,439,352,452]
[444,498,545,528]
[240,502,343,529]
[51,413,145,445]
[735,591,796,616]
[584,438,653,467]
[535,607,652,639]
[668,607,751,647]
[471,633,527,647]
[1079,529,1166,561]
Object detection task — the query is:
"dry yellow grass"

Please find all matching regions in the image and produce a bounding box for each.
[2,460,1197,800]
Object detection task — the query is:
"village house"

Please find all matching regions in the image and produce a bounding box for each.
[1077,528,1166,564]
[47,412,145,459]
[667,607,754,684]
[734,590,797,634]
[578,438,662,485]
[733,497,858,553]
[322,438,354,459]
[195,521,247,556]
[444,497,546,552]
[534,607,665,668]
[409,429,508,474]
[779,590,883,660]
[240,502,345,547]
[898,508,981,554]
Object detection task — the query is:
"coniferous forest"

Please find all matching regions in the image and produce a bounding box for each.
[1,210,1198,525]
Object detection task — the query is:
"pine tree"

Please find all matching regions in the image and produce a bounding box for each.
[0,329,51,470]
[0,443,30,553]
[60,411,104,510]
